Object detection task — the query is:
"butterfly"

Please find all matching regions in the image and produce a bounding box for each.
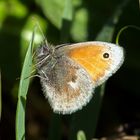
[35,41,124,114]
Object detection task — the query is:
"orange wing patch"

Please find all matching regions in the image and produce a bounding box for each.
[67,45,112,83]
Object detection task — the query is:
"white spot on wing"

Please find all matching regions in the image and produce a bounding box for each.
[68,81,78,90]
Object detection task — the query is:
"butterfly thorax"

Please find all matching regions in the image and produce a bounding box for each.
[35,43,59,70]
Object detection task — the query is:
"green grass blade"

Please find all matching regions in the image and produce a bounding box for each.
[0,70,2,120]
[116,25,140,45]
[15,27,35,140]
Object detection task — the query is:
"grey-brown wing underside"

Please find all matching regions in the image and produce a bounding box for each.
[38,55,94,114]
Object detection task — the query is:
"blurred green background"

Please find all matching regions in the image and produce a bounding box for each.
[0,0,140,140]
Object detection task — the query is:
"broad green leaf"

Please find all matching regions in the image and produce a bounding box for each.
[36,0,65,29]
[36,0,78,29]
[16,27,35,140]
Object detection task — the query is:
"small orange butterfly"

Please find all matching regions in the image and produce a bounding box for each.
[35,41,124,114]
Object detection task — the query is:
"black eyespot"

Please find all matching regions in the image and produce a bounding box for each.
[103,52,109,59]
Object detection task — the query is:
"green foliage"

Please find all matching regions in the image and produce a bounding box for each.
[36,0,66,29]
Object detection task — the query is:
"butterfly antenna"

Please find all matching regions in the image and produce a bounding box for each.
[31,16,49,46]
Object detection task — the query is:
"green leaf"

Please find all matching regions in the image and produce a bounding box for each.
[15,27,35,140]
[36,0,65,29]
[77,130,86,140]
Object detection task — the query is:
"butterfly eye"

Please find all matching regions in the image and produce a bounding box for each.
[103,52,110,59]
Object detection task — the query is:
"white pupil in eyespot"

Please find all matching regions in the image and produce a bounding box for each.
[103,53,109,58]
